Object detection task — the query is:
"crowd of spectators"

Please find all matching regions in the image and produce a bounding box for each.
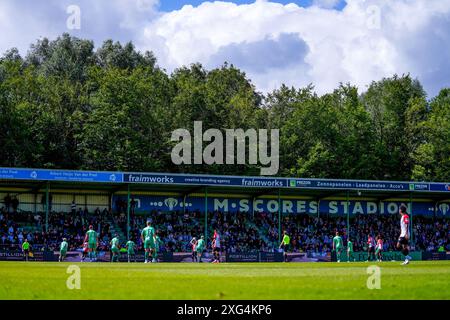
[269,213,450,253]
[1,203,449,254]
[0,206,112,252]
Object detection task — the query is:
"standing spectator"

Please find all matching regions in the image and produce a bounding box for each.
[11,196,19,212]
[130,197,137,215]
[4,194,11,213]
[41,194,53,211]
[34,213,42,226]
[71,200,77,214]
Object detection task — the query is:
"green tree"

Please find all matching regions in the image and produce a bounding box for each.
[78,66,173,171]
[26,33,95,82]
[96,40,157,70]
[412,89,450,181]
[0,56,32,166]
[362,74,427,180]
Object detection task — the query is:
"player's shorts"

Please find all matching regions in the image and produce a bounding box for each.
[398,237,409,246]
[144,239,155,249]
[375,248,381,254]
[281,244,290,252]
[368,246,375,253]
[88,242,96,249]
[213,247,221,253]
[335,246,342,252]
[60,250,67,256]
[111,247,120,254]
[127,250,135,255]
[196,247,204,253]
[23,249,29,255]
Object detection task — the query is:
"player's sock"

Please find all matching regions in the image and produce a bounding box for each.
[144,251,148,262]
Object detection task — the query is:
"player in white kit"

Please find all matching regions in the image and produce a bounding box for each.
[397,205,412,265]
[212,229,221,263]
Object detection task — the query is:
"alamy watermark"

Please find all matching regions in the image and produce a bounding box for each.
[66,265,81,290]
[66,5,81,30]
[366,265,381,290]
[171,121,279,175]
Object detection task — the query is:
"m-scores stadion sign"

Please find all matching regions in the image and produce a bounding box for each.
[113,195,450,217]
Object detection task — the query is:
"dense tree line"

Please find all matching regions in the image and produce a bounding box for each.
[0,34,448,181]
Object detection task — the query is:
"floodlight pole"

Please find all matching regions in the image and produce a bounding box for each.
[317,199,320,218]
[434,201,437,222]
[252,197,255,219]
[278,189,281,244]
[204,187,208,240]
[346,191,350,239]
[409,192,413,248]
[33,193,37,214]
[127,184,130,240]
[45,181,49,234]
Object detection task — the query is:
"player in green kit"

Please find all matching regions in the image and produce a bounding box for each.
[347,238,355,262]
[59,238,68,262]
[110,234,120,262]
[126,238,136,263]
[152,231,163,263]
[84,225,98,262]
[196,235,205,262]
[141,220,155,263]
[333,231,343,262]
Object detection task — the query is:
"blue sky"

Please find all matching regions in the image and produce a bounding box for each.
[0,0,449,97]
[159,0,347,12]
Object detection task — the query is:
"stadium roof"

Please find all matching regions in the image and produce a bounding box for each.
[0,167,449,201]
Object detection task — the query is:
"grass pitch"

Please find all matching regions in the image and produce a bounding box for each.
[0,261,449,300]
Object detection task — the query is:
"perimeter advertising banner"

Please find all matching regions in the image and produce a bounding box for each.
[0,251,45,261]
[2,167,449,193]
[113,195,449,217]
[333,251,423,262]
[48,251,174,262]
[225,252,284,262]
[0,167,122,183]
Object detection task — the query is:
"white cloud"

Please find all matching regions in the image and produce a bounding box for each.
[139,0,450,96]
[0,0,449,97]
[0,0,160,56]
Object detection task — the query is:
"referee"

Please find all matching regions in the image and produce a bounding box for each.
[279,231,290,262]
[22,239,30,262]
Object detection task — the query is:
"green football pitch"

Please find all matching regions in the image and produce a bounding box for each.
[0,261,449,300]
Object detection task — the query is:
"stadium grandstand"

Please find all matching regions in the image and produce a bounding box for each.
[0,167,449,262]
